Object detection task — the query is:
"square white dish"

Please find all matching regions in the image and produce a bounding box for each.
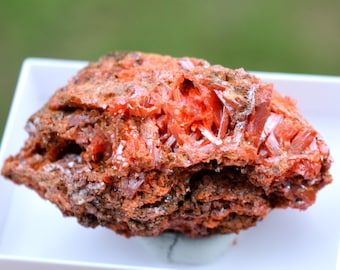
[0,58,339,270]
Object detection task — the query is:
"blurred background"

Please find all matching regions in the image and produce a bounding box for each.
[0,0,339,144]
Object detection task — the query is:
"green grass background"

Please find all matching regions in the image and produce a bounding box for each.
[1,0,339,145]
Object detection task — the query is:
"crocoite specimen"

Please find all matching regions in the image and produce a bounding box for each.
[1,52,332,237]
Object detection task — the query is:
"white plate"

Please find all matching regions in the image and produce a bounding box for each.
[0,58,339,270]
